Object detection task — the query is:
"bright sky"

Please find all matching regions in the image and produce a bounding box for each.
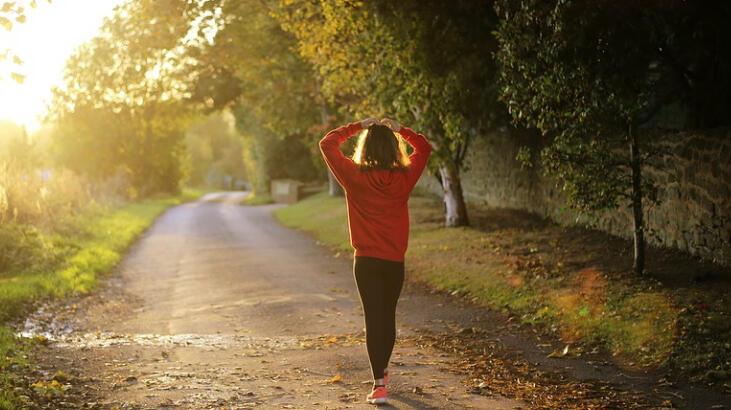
[0,0,125,132]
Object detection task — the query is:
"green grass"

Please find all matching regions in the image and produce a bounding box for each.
[275,193,350,250]
[0,188,203,409]
[274,192,729,384]
[0,326,25,410]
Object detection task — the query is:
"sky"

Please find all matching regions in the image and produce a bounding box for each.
[0,0,125,133]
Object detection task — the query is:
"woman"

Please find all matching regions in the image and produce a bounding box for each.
[319,117,432,404]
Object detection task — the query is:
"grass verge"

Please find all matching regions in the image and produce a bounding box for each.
[0,188,203,409]
[274,192,731,389]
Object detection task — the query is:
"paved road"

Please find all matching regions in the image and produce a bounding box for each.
[42,192,523,409]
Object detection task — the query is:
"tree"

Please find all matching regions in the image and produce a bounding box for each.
[276,0,505,227]
[49,0,199,196]
[49,0,324,197]
[0,121,37,169]
[184,111,247,188]
[0,0,47,83]
[186,0,323,196]
[494,0,731,274]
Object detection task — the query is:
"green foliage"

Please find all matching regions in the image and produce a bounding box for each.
[276,0,504,163]
[235,108,278,194]
[274,0,506,225]
[0,223,57,274]
[495,0,651,212]
[495,0,731,213]
[0,163,97,227]
[0,325,28,410]
[0,192,196,323]
[0,0,41,84]
[231,106,319,195]
[267,133,319,182]
[0,121,39,169]
[496,1,647,132]
[185,0,322,192]
[0,1,41,31]
[201,0,320,136]
[184,112,247,188]
[51,104,190,198]
[49,0,198,196]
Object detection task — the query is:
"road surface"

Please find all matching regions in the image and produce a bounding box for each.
[32,192,523,409]
[27,192,731,409]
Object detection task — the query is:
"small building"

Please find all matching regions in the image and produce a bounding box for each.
[270,179,303,204]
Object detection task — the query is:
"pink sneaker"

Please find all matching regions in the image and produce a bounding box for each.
[367,386,388,404]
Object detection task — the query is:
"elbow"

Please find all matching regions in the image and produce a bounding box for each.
[319,135,335,157]
[318,135,328,150]
[319,131,337,147]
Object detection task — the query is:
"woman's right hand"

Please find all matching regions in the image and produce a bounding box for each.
[360,117,379,128]
[380,118,401,132]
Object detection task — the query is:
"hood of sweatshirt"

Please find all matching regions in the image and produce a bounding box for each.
[362,169,408,197]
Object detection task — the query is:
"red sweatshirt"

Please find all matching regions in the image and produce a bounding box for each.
[319,122,433,262]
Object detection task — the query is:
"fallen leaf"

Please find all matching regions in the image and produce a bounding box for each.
[547,345,570,358]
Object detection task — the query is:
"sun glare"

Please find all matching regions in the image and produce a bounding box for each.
[0,0,124,133]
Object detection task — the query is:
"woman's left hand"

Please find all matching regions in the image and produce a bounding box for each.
[380,118,401,132]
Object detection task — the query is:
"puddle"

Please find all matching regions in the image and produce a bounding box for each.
[18,304,78,340]
[25,331,301,350]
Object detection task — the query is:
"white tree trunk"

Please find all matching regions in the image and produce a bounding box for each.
[439,163,469,227]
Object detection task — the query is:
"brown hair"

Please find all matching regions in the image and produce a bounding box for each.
[352,124,410,171]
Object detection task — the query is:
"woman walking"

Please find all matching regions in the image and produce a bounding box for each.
[319,117,432,404]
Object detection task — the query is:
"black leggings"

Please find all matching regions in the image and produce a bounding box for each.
[353,256,405,380]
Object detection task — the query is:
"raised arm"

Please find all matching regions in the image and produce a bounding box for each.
[319,118,376,189]
[381,118,433,189]
[401,127,433,188]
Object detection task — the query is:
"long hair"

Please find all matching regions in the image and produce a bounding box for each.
[352,124,410,171]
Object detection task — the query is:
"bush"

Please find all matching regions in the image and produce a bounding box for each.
[0,164,90,226]
[0,164,125,277]
[0,224,59,275]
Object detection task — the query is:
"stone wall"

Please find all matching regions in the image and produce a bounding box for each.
[417,128,731,266]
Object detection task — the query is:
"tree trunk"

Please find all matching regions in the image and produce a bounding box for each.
[629,124,645,275]
[327,170,344,197]
[438,162,469,227]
